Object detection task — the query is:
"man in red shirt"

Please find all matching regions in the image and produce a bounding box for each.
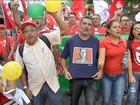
[120,16,130,34]
[91,14,106,35]
[0,24,15,61]
[64,12,80,36]
[16,29,25,45]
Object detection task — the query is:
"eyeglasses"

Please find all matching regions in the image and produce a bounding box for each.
[122,20,129,22]
[133,27,140,31]
[22,28,36,34]
[93,18,100,20]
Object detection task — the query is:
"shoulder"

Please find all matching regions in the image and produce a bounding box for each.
[7,35,14,40]
[67,34,79,42]
[100,37,108,42]
[91,35,99,41]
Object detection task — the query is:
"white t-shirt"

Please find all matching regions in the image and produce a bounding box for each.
[15,29,61,96]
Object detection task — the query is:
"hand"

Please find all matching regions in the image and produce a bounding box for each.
[92,70,103,80]
[7,56,12,62]
[115,10,123,17]
[24,88,33,100]
[12,1,19,10]
[64,70,72,80]
[129,74,136,84]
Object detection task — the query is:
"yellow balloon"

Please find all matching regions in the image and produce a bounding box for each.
[45,0,61,12]
[2,61,22,80]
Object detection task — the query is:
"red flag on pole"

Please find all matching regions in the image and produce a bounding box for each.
[109,0,125,19]
[1,0,16,29]
[21,0,29,21]
[70,0,85,20]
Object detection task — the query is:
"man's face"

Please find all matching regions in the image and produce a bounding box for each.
[22,25,38,45]
[93,15,101,27]
[80,49,87,58]
[80,18,93,35]
[121,16,130,29]
[68,14,77,25]
[0,28,6,37]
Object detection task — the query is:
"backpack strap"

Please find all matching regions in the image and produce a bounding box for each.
[19,44,24,58]
[39,36,51,50]
[18,36,51,58]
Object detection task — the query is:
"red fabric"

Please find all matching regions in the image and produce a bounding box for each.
[46,14,58,29]
[16,30,25,45]
[0,93,10,105]
[109,0,125,19]
[70,0,85,20]
[0,43,4,55]
[138,87,140,92]
[1,0,16,29]
[21,0,29,21]
[121,28,130,34]
[91,27,106,35]
[64,24,80,36]
[99,36,126,74]
[131,41,140,72]
[0,36,15,61]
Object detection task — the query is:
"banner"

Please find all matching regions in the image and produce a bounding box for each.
[70,0,85,20]
[109,0,125,19]
[21,0,29,21]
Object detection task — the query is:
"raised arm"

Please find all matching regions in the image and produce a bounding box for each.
[12,1,22,28]
[49,12,67,36]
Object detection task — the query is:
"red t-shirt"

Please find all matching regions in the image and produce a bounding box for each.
[64,24,80,36]
[91,27,106,35]
[121,28,130,34]
[131,41,140,72]
[0,43,4,55]
[0,35,15,60]
[99,36,126,74]
[0,93,10,105]
[16,31,25,45]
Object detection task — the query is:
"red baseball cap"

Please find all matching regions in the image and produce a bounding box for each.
[20,20,37,30]
[0,24,6,29]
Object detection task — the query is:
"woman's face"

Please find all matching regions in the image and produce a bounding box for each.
[133,23,140,40]
[108,21,121,37]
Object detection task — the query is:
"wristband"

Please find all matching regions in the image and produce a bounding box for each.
[64,69,68,72]
[23,86,28,90]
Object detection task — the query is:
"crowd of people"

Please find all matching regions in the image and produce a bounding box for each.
[0,1,140,105]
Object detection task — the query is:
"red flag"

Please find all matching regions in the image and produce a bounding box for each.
[1,0,16,29]
[109,0,125,19]
[21,0,29,21]
[70,0,85,20]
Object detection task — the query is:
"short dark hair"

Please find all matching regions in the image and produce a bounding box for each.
[80,16,94,25]
[68,12,76,17]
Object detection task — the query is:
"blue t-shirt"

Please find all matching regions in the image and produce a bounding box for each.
[61,34,99,78]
